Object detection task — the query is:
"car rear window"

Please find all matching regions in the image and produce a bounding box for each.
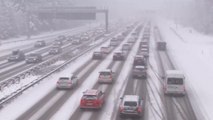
[94,52,101,55]
[100,72,111,75]
[135,57,143,60]
[82,95,97,100]
[124,101,137,106]
[167,78,183,85]
[134,67,144,71]
[115,53,122,55]
[59,77,70,81]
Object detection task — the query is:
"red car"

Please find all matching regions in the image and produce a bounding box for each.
[80,89,105,109]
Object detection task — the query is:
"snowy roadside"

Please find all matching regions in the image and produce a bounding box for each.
[157,18,212,120]
[0,22,99,45]
[0,23,99,57]
[0,37,110,120]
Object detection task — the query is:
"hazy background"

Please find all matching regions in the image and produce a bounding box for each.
[0,0,212,39]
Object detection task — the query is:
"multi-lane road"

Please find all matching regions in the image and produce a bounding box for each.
[0,20,200,120]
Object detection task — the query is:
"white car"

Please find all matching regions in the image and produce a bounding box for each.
[100,46,111,54]
[122,43,131,51]
[98,69,114,83]
[57,74,78,89]
[119,95,144,118]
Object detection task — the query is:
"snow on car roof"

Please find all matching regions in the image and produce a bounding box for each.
[135,55,144,58]
[166,70,184,78]
[59,73,73,78]
[94,51,101,54]
[100,69,112,73]
[84,89,99,95]
[134,65,145,69]
[123,95,140,101]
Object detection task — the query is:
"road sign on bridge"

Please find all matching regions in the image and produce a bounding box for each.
[27,6,108,37]
[30,7,97,20]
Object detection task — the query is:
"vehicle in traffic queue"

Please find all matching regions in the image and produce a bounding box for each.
[119,95,144,118]
[132,65,147,79]
[72,39,81,45]
[53,40,63,46]
[110,38,119,47]
[25,52,42,63]
[140,44,149,50]
[163,70,186,96]
[133,55,147,66]
[80,89,105,109]
[122,43,131,51]
[92,51,103,60]
[57,35,66,41]
[98,69,114,83]
[100,46,111,54]
[127,37,136,43]
[49,46,62,55]
[56,74,78,89]
[140,40,148,46]
[8,49,25,62]
[113,51,126,61]
[34,40,46,48]
[138,51,149,58]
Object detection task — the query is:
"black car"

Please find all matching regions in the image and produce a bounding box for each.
[133,55,147,66]
[49,46,62,55]
[132,65,147,78]
[72,40,81,45]
[57,35,66,41]
[53,40,63,46]
[113,51,125,61]
[8,50,25,62]
[92,52,103,60]
[25,53,42,63]
[34,40,46,47]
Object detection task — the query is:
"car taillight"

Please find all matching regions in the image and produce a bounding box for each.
[119,106,124,112]
[95,100,100,105]
[137,107,142,113]
[81,99,86,105]
[110,76,112,80]
[163,85,167,91]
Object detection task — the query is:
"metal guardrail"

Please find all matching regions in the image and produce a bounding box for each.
[0,33,103,89]
[0,29,120,108]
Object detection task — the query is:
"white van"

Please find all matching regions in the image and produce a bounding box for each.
[163,70,185,96]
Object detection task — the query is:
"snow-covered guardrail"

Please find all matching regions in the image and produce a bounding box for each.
[0,29,120,108]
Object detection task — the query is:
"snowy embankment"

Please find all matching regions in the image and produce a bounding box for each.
[0,37,110,120]
[157,18,212,120]
[0,23,99,57]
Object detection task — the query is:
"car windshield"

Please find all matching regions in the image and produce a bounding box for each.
[124,101,137,107]
[167,78,183,85]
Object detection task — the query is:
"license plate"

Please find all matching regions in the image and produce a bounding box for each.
[86,103,93,105]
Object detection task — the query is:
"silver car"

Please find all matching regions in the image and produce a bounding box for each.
[119,95,144,118]
[57,74,78,89]
[132,65,147,79]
